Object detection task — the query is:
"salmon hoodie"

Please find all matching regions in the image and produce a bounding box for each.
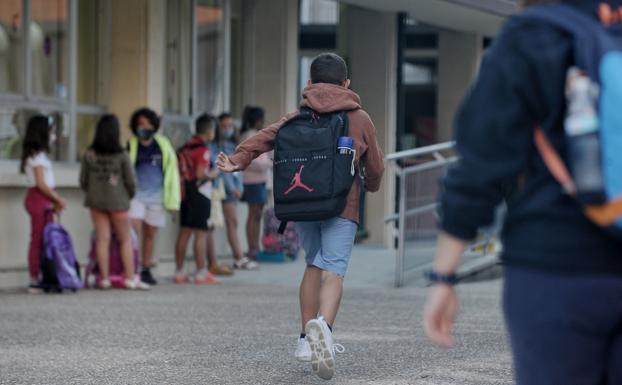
[228,83,385,223]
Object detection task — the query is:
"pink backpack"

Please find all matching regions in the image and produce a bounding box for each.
[262,208,300,257]
[84,228,140,288]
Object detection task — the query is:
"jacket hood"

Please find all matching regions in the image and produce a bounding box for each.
[300,83,362,114]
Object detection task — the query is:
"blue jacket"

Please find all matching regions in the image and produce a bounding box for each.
[440,0,622,274]
[210,141,243,198]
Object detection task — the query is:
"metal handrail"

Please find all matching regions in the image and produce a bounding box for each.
[386,141,500,287]
[386,142,457,287]
[385,141,455,161]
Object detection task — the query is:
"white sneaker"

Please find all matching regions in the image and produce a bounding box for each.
[295,337,312,362]
[124,278,151,291]
[305,316,345,380]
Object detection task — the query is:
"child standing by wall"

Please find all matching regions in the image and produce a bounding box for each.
[239,106,272,261]
[21,115,66,293]
[127,107,180,285]
[215,113,257,270]
[174,114,220,285]
[80,115,149,290]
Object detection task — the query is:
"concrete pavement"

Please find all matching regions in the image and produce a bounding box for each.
[0,247,513,385]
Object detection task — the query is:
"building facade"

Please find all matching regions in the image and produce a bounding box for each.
[0,0,515,287]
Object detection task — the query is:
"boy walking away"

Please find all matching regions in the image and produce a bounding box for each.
[218,53,384,380]
[174,114,220,285]
[424,1,622,384]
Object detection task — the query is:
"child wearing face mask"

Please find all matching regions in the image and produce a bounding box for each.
[214,113,257,270]
[127,107,181,285]
[20,115,67,293]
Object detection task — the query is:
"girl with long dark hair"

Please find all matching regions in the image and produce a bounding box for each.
[80,114,148,290]
[21,115,66,293]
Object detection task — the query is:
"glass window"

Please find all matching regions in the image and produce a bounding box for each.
[165,0,193,115]
[300,0,339,25]
[196,0,225,114]
[161,119,192,150]
[0,106,26,160]
[48,111,70,161]
[31,0,69,99]
[229,0,243,117]
[0,108,69,161]
[77,0,108,106]
[0,0,24,94]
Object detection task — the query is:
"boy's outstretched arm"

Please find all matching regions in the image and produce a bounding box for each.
[221,111,299,173]
[217,152,240,173]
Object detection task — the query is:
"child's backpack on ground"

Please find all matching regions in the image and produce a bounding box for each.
[523,4,622,238]
[273,108,355,229]
[40,211,82,293]
[259,208,300,261]
[84,228,139,288]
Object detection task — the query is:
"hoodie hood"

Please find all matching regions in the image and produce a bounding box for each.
[300,83,362,114]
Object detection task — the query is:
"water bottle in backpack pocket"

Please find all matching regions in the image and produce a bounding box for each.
[525,4,622,237]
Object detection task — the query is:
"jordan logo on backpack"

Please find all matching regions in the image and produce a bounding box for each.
[284,165,314,195]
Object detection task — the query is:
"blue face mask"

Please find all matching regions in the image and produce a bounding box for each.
[137,128,154,140]
[222,128,235,140]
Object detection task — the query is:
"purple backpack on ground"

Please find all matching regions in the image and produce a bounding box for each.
[84,228,139,288]
[41,214,83,292]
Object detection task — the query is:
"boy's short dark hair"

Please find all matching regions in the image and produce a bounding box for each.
[129,107,160,135]
[310,53,348,85]
[218,112,232,121]
[195,113,216,135]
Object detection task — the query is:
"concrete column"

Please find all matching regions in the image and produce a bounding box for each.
[109,0,166,140]
[437,31,482,142]
[242,0,299,123]
[345,6,397,247]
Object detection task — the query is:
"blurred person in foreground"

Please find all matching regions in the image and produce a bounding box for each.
[424,1,622,384]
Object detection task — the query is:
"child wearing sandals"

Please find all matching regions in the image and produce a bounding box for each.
[21,115,67,293]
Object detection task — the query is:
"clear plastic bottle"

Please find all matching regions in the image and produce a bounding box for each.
[564,67,605,203]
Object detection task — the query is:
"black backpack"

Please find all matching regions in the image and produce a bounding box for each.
[273,108,355,230]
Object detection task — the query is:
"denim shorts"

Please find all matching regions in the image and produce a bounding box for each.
[241,183,268,205]
[297,217,358,277]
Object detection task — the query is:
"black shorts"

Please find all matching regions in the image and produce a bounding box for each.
[180,181,211,230]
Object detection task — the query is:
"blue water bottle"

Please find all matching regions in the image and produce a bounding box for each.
[337,136,354,154]
[337,137,356,176]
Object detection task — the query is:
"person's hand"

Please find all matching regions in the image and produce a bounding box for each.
[233,190,242,199]
[217,152,240,173]
[54,198,67,213]
[423,283,459,348]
